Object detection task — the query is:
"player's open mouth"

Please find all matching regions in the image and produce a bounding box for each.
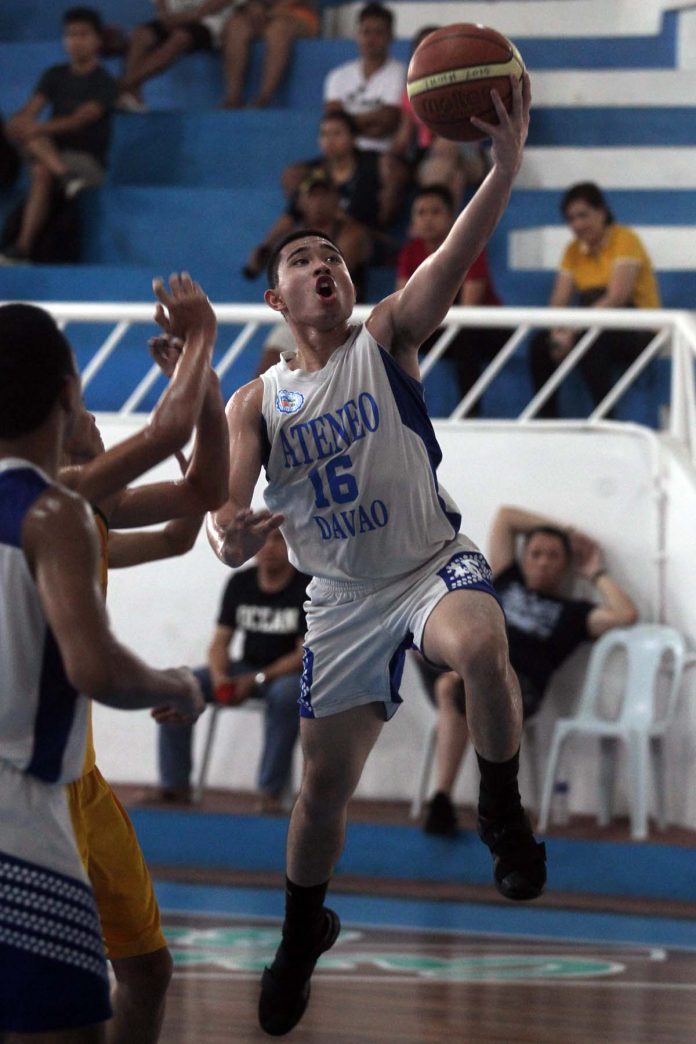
[315,276,335,299]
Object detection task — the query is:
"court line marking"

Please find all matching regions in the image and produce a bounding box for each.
[168,972,696,990]
[161,902,696,955]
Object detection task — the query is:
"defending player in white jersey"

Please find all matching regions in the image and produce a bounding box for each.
[0,296,205,1042]
[207,73,543,1037]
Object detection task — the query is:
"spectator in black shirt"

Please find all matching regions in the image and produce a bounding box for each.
[158,529,310,811]
[1,7,117,264]
[282,112,382,229]
[418,504,638,835]
[243,112,386,288]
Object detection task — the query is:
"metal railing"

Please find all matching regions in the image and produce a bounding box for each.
[19,300,696,465]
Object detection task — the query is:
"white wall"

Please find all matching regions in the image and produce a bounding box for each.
[92,419,696,826]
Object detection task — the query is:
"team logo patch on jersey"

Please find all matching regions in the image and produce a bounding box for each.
[276,388,304,414]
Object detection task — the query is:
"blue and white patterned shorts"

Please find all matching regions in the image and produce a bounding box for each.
[0,762,111,1034]
[300,537,502,720]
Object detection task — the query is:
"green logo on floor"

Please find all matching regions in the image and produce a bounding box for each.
[165,927,623,981]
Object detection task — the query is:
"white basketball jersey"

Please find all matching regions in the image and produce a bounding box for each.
[260,324,464,581]
[0,459,88,784]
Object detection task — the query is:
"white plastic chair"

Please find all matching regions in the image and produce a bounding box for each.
[410,711,542,820]
[193,698,295,807]
[537,624,696,840]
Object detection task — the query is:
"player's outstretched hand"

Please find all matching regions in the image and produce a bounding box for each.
[151,667,206,725]
[215,507,285,568]
[152,272,217,347]
[149,333,184,379]
[470,70,530,177]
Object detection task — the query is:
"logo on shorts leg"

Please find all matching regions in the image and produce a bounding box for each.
[438,552,493,591]
[276,389,304,414]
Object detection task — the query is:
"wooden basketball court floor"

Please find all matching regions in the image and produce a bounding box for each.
[155,882,696,1043]
[125,791,696,1043]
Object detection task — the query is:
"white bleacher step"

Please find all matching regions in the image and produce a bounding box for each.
[510,225,696,271]
[531,69,696,107]
[518,147,696,189]
[326,1,670,40]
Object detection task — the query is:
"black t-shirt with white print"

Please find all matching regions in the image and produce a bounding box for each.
[495,562,594,695]
[217,566,310,669]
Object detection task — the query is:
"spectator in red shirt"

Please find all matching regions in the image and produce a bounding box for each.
[396,184,510,415]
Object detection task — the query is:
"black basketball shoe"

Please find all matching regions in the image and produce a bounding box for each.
[423,791,459,836]
[258,907,341,1036]
[478,808,547,900]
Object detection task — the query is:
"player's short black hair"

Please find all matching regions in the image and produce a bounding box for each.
[412,183,455,213]
[561,181,614,225]
[266,228,344,288]
[0,304,75,438]
[63,6,103,34]
[320,110,359,138]
[524,525,572,561]
[358,3,394,32]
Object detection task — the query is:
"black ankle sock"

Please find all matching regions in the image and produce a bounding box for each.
[476,749,522,818]
[282,877,330,952]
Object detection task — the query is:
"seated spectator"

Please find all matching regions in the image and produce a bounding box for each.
[282,111,383,233]
[323,2,409,228]
[117,0,235,112]
[243,173,373,298]
[221,1,320,109]
[396,184,509,415]
[1,6,117,265]
[417,504,638,835]
[158,529,310,810]
[529,181,661,418]
[391,25,489,209]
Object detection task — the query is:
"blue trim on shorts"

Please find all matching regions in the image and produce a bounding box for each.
[385,632,413,720]
[0,942,111,1033]
[0,851,111,1033]
[377,346,461,536]
[436,550,503,612]
[299,646,315,719]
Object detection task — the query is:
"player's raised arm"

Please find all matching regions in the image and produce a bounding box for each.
[107,448,206,567]
[107,338,229,527]
[65,274,220,507]
[24,487,204,720]
[367,73,530,362]
[207,379,284,568]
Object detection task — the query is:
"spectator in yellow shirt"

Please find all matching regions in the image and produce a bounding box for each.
[529,181,661,417]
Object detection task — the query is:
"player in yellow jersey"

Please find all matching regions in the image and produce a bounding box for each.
[60,273,229,1044]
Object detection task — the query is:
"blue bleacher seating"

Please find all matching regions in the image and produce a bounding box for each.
[0,4,691,419]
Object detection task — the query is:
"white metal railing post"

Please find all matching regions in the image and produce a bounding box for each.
[588,329,669,424]
[80,320,130,390]
[450,325,530,419]
[518,326,601,421]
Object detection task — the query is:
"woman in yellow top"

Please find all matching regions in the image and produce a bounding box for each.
[529,181,661,417]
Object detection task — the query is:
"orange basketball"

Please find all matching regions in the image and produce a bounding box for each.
[407,23,525,143]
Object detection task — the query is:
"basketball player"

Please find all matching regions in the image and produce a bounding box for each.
[208,75,540,1036]
[58,284,228,1044]
[0,302,204,1042]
